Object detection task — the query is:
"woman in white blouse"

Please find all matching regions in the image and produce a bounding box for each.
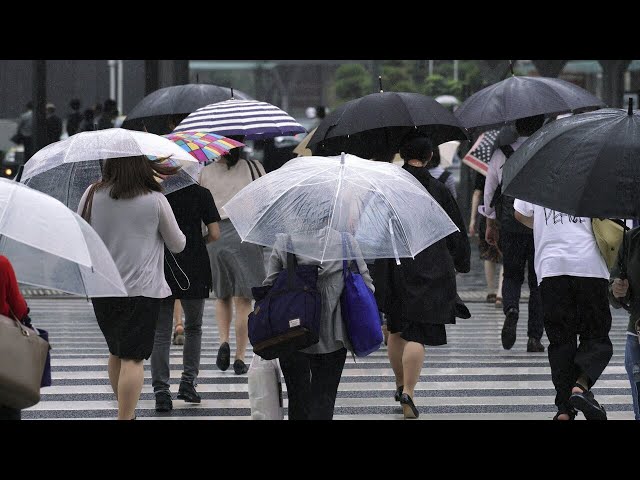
[78,156,186,420]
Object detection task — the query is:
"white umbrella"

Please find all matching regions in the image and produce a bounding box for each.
[0,178,127,297]
[437,140,460,168]
[223,153,458,263]
[20,128,200,210]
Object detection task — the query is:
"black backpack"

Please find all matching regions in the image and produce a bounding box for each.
[489,145,531,234]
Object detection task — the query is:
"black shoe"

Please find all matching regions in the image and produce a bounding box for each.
[394,385,404,402]
[399,393,419,419]
[177,381,201,404]
[216,342,231,371]
[501,308,519,350]
[155,391,173,412]
[233,359,249,375]
[527,337,545,352]
[569,385,607,420]
[553,406,577,420]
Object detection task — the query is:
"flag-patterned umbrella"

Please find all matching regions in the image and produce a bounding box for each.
[173,99,306,140]
[163,131,245,164]
[462,130,500,176]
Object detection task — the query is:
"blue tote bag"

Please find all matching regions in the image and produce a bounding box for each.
[340,234,383,357]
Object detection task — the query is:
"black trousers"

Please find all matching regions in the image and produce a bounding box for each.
[279,348,347,420]
[500,230,544,340]
[540,276,613,410]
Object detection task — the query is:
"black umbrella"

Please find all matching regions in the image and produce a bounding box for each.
[121,84,252,135]
[307,91,468,159]
[455,75,605,131]
[502,101,640,219]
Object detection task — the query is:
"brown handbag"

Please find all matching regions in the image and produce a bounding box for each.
[0,311,50,409]
[80,182,100,223]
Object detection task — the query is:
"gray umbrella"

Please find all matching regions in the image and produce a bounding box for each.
[455,75,605,131]
[121,84,252,135]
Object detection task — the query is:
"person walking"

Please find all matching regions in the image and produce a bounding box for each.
[470,171,504,305]
[264,230,374,420]
[608,226,640,421]
[13,101,34,161]
[77,156,186,420]
[45,103,63,146]
[514,200,612,420]
[199,146,266,375]
[66,98,83,137]
[374,135,470,419]
[0,255,32,420]
[150,183,221,412]
[482,115,545,352]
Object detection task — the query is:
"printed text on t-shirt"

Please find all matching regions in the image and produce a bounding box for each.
[544,209,586,225]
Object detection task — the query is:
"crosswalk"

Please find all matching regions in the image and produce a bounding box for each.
[22,298,636,420]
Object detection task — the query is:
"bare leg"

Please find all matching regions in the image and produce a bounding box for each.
[387,333,406,388]
[497,265,504,298]
[107,354,121,400]
[117,359,144,420]
[174,299,183,329]
[484,260,496,294]
[401,341,425,400]
[216,298,232,344]
[233,297,252,362]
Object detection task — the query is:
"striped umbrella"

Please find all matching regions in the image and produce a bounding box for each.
[173,99,306,140]
[164,131,245,164]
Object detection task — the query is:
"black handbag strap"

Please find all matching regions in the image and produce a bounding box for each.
[285,235,298,290]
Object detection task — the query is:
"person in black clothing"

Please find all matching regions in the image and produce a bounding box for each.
[373,135,470,419]
[66,98,82,137]
[150,183,221,412]
[45,103,62,145]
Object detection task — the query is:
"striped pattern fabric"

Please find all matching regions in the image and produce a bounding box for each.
[173,99,306,140]
[22,298,635,420]
[164,132,245,165]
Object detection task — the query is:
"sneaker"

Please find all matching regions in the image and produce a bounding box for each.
[177,381,201,404]
[501,307,518,350]
[155,391,173,412]
[216,342,231,371]
[233,359,249,375]
[526,337,545,352]
[569,387,607,420]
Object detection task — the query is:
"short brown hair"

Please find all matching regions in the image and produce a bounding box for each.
[97,156,181,200]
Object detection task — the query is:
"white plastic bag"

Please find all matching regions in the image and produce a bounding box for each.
[248,354,284,420]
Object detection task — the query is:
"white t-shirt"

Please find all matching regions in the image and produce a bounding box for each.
[513,200,609,284]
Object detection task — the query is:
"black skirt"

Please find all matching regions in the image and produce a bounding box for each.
[92,296,161,360]
[387,314,448,346]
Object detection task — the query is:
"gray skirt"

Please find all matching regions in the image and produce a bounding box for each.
[207,219,266,299]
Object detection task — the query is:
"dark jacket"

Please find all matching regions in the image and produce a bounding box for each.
[372,164,470,324]
[608,226,640,334]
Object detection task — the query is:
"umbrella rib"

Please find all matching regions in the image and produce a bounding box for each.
[349,168,413,256]
[235,164,338,242]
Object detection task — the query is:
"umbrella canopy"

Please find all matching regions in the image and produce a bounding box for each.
[437,141,460,168]
[21,129,200,210]
[502,104,640,218]
[306,92,468,159]
[454,76,605,131]
[0,178,126,297]
[462,125,519,176]
[121,84,253,134]
[163,131,245,165]
[292,127,317,157]
[223,153,458,263]
[173,99,306,140]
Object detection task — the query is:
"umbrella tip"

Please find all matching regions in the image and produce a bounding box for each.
[340,152,346,164]
[379,76,383,93]
[231,87,234,99]
[629,97,634,115]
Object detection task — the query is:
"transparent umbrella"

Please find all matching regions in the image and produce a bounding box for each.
[223,153,458,263]
[0,178,127,297]
[20,128,200,210]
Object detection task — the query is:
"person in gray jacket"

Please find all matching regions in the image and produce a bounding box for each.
[263,230,374,420]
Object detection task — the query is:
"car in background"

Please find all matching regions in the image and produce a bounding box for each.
[0,145,24,179]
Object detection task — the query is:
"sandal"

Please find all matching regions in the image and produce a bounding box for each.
[495,297,503,308]
[552,408,576,420]
[486,293,497,303]
[569,383,607,420]
[172,324,185,345]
